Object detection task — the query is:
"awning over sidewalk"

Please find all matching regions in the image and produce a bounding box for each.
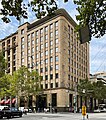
[5,99,10,104]
[0,99,5,104]
[12,98,16,104]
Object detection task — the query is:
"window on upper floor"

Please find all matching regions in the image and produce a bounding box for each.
[51,83,53,88]
[55,73,58,79]
[45,75,48,80]
[55,21,58,27]
[21,37,24,43]
[50,74,53,79]
[50,57,53,63]
[36,30,38,36]
[50,24,53,30]
[55,64,58,70]
[55,56,58,62]
[21,29,24,35]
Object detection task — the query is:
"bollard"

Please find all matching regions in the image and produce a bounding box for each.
[87,114,89,120]
[82,106,86,120]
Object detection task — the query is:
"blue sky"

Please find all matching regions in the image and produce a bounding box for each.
[0,0,106,74]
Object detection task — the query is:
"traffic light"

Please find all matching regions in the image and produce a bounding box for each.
[64,0,68,2]
[79,25,91,44]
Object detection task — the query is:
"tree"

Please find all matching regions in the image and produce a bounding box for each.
[11,66,42,107]
[78,79,106,105]
[0,0,57,23]
[0,51,7,77]
[78,78,93,100]
[74,0,106,38]
[0,74,12,98]
[0,0,105,39]
[92,81,106,103]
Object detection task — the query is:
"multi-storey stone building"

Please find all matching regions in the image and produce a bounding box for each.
[0,9,89,112]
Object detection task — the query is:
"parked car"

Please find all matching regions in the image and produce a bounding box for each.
[0,109,3,119]
[0,106,8,110]
[2,107,22,119]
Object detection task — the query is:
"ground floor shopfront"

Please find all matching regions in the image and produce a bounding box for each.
[19,88,98,112]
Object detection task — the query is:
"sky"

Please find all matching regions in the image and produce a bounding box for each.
[0,0,106,75]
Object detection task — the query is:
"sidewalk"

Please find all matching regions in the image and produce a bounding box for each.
[28,112,87,120]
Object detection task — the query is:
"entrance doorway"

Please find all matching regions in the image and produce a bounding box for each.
[36,94,47,112]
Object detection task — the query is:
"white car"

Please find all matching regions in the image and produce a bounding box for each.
[94,109,101,113]
[0,106,8,110]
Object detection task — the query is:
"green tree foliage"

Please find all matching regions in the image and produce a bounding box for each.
[0,0,57,23]
[74,0,106,38]
[0,74,11,97]
[0,51,7,77]
[0,0,106,37]
[78,79,106,102]
[92,81,106,101]
[78,78,93,99]
[11,66,42,102]
[1,0,105,39]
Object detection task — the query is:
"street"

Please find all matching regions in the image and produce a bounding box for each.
[5,112,106,120]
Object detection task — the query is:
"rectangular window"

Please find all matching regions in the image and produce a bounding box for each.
[45,51,48,56]
[55,73,58,79]
[50,65,53,71]
[50,41,53,46]
[40,44,43,50]
[28,49,30,54]
[28,41,30,47]
[50,83,53,88]
[45,34,48,40]
[50,49,53,54]
[55,64,58,70]
[40,28,43,34]
[45,26,48,32]
[55,30,58,36]
[21,37,24,43]
[45,59,48,64]
[27,34,30,39]
[21,58,24,63]
[36,38,38,44]
[45,84,48,89]
[50,57,53,62]
[45,42,48,48]
[32,40,34,45]
[40,36,43,42]
[31,32,34,38]
[31,55,34,60]
[45,75,48,80]
[40,68,43,73]
[36,61,39,66]
[36,46,38,51]
[50,74,53,79]
[50,24,53,30]
[28,56,30,61]
[45,67,48,72]
[56,82,58,87]
[21,44,24,49]
[40,52,43,57]
[55,47,58,52]
[21,29,24,35]
[55,21,58,27]
[50,32,53,38]
[36,54,38,59]
[55,56,58,62]
[36,30,38,36]
[55,38,58,44]
[32,47,34,53]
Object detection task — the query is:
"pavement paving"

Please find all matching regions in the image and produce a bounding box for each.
[3,112,106,120]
